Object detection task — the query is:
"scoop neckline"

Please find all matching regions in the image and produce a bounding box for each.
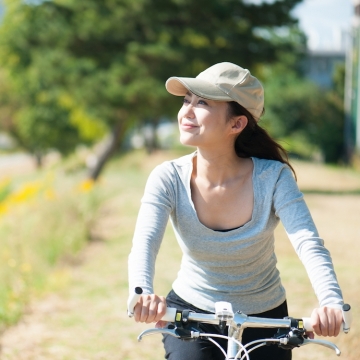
[186,154,257,233]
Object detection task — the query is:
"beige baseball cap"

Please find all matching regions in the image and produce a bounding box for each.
[165,62,264,120]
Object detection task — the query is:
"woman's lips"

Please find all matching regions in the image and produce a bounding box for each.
[181,122,198,130]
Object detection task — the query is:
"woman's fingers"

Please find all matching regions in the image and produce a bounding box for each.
[311,306,343,337]
[155,320,169,328]
[133,294,167,323]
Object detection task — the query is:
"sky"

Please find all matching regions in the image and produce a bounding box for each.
[292,0,354,51]
[246,0,354,51]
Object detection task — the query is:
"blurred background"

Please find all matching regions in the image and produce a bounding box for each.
[0,0,360,172]
[0,0,359,359]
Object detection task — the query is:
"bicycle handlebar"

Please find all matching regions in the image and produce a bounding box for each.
[167,306,352,334]
[127,288,352,334]
[127,286,143,317]
[128,288,352,358]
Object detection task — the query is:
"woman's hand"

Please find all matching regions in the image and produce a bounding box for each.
[133,294,167,324]
[310,306,343,337]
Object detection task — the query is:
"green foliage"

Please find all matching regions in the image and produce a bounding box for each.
[306,81,345,163]
[262,62,345,163]
[0,180,11,202]
[14,97,80,155]
[58,94,108,141]
[0,0,305,166]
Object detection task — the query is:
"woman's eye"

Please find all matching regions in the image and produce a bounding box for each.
[182,97,207,105]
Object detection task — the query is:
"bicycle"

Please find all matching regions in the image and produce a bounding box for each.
[128,287,352,359]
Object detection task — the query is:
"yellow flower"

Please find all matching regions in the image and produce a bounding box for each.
[78,179,95,193]
[0,202,8,215]
[21,263,32,273]
[9,181,42,204]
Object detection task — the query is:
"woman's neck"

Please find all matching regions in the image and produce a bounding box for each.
[193,148,251,187]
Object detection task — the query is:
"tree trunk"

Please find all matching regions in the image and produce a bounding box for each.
[144,118,160,154]
[34,152,43,168]
[88,122,124,181]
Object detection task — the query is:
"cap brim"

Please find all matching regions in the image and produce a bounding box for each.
[165,77,232,102]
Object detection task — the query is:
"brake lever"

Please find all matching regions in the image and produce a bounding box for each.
[302,338,341,356]
[138,327,180,341]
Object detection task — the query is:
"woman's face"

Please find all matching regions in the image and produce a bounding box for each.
[177,92,233,149]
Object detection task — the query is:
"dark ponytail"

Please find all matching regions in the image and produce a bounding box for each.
[227,101,296,179]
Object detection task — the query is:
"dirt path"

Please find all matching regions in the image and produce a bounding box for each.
[0,152,60,180]
[0,153,35,180]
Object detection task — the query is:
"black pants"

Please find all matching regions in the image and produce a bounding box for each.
[162,290,292,360]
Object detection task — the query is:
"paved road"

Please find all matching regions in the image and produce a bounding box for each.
[0,153,35,179]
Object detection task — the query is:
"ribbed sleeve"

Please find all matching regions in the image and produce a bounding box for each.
[128,164,174,295]
[273,166,343,307]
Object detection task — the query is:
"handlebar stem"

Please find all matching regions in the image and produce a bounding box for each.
[231,312,292,330]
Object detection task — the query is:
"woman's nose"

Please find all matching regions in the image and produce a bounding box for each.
[181,103,195,118]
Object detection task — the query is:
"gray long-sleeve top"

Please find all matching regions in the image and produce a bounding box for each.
[128,153,343,314]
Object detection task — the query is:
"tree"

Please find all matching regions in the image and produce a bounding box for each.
[0,2,91,165]
[307,64,345,163]
[262,62,345,163]
[0,0,305,178]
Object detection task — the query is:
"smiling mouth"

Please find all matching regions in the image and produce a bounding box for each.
[181,123,198,129]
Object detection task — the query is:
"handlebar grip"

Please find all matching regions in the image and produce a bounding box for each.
[161,307,177,322]
[127,287,143,317]
[127,288,176,321]
[302,317,313,332]
[342,304,352,333]
[302,304,352,333]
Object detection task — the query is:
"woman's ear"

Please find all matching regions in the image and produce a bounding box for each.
[230,115,248,135]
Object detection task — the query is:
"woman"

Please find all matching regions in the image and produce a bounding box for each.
[128,62,344,360]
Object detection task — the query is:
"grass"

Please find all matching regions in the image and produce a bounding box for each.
[0,149,359,359]
[0,164,105,329]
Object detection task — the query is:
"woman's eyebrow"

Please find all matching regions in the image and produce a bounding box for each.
[185,91,192,97]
